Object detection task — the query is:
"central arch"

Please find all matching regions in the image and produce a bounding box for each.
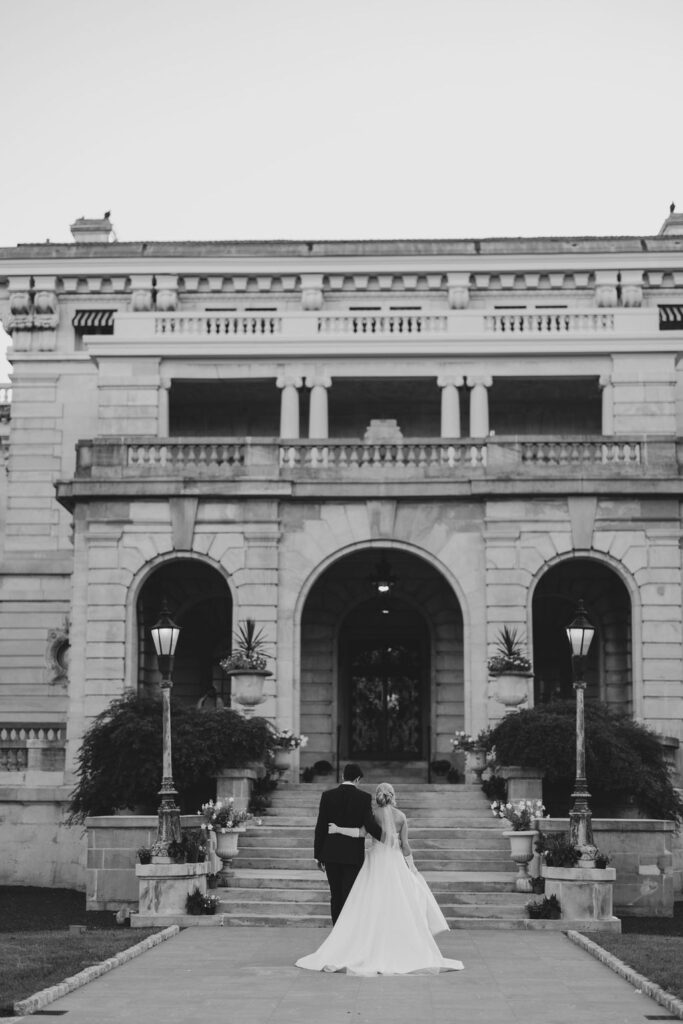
[299,546,463,768]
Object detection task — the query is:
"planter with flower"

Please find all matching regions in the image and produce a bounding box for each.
[450,729,490,780]
[200,798,250,880]
[536,829,619,928]
[270,728,308,773]
[487,626,533,710]
[220,619,272,715]
[492,798,545,891]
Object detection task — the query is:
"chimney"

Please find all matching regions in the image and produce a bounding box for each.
[70,213,116,243]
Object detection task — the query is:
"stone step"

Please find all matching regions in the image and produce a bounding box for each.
[217,896,526,920]
[213,912,533,930]
[229,869,518,893]
[262,812,501,826]
[238,827,508,848]
[219,885,527,907]
[235,855,514,871]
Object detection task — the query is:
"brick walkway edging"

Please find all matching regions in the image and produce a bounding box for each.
[13,925,180,1017]
[567,929,683,1022]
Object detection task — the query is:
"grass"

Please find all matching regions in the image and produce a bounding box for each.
[0,886,160,1011]
[584,903,683,1002]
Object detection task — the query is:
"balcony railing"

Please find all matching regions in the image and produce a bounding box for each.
[0,724,66,773]
[73,435,661,481]
[108,307,660,351]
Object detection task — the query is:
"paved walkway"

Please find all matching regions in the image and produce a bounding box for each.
[12,925,675,1024]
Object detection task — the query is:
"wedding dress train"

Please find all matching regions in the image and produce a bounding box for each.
[296,833,464,976]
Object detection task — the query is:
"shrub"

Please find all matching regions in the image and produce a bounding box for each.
[485,700,683,821]
[481,774,507,802]
[429,759,451,776]
[536,831,581,868]
[68,692,273,821]
[526,894,561,919]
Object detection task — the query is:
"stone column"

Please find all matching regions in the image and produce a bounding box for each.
[306,373,331,439]
[277,374,302,438]
[600,375,614,436]
[158,378,171,437]
[467,374,492,438]
[437,374,463,437]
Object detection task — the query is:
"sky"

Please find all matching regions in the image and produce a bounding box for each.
[1,0,682,249]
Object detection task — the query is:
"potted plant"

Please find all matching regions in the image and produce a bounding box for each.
[186,886,206,915]
[487,626,533,708]
[270,728,308,771]
[200,798,250,880]
[202,893,221,915]
[137,845,152,865]
[220,619,272,713]
[492,798,546,891]
[525,894,561,920]
[450,729,491,778]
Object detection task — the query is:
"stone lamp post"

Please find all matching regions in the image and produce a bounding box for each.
[150,601,182,858]
[565,599,597,866]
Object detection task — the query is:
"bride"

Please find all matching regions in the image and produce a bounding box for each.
[296,782,464,976]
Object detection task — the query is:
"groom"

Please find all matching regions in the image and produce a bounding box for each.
[314,762,382,923]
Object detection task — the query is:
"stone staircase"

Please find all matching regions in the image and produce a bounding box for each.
[218,781,532,928]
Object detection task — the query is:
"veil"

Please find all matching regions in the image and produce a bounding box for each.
[375,783,399,849]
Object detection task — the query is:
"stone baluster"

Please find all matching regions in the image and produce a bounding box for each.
[600,374,614,436]
[437,374,463,437]
[277,374,303,439]
[467,375,492,438]
[306,373,331,439]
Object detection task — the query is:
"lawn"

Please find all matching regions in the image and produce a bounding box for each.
[585,903,683,1002]
[0,886,161,1011]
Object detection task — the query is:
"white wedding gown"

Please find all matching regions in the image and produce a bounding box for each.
[296,809,464,976]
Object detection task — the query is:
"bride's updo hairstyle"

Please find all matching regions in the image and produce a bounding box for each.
[375,782,396,807]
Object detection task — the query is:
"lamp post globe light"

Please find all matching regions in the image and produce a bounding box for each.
[150,601,182,858]
[565,599,597,866]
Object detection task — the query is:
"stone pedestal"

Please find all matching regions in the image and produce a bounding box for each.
[541,865,620,931]
[500,766,543,803]
[136,861,208,916]
[215,767,259,812]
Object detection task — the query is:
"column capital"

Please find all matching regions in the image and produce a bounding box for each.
[437,373,464,388]
[276,374,303,389]
[305,373,331,389]
[466,374,492,388]
[599,374,612,389]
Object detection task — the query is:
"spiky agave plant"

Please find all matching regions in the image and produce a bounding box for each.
[220,619,272,672]
[487,625,532,675]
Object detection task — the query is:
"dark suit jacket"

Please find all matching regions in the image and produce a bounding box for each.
[314,783,383,865]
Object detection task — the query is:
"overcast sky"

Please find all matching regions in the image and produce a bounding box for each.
[2,0,681,249]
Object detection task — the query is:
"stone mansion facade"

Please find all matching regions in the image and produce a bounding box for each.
[1,210,683,887]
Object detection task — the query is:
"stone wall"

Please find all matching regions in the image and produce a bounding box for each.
[0,785,85,889]
[539,817,677,916]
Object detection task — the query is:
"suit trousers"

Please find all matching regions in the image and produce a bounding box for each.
[325,861,361,924]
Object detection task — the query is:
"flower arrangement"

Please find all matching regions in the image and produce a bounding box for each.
[450,729,490,753]
[186,887,221,915]
[200,798,250,832]
[491,799,545,831]
[219,619,271,673]
[487,626,532,676]
[271,729,309,751]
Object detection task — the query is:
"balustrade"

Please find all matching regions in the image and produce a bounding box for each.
[520,440,641,466]
[0,725,65,773]
[484,312,615,333]
[127,441,245,471]
[317,314,447,335]
[152,314,281,336]
[279,440,487,470]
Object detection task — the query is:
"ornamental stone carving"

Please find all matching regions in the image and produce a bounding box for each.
[155,275,178,312]
[301,274,324,310]
[33,290,59,330]
[447,273,470,309]
[620,271,643,307]
[45,617,70,687]
[594,271,618,308]
[130,274,154,311]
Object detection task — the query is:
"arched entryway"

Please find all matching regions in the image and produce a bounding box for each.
[136,558,232,707]
[340,598,429,760]
[299,547,463,767]
[532,557,632,714]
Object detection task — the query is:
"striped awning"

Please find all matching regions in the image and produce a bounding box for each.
[658,305,683,329]
[72,310,115,330]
